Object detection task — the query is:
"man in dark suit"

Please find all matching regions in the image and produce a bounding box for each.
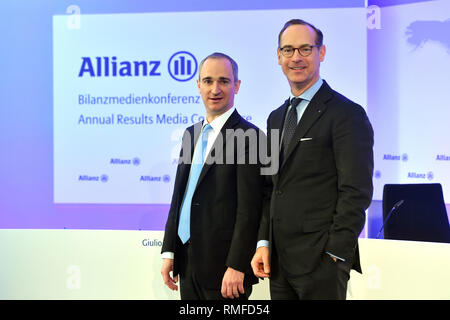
[161,52,265,300]
[251,19,374,299]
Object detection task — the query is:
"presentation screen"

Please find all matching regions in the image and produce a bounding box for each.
[53,8,366,208]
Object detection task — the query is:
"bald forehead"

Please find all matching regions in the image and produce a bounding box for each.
[199,57,234,81]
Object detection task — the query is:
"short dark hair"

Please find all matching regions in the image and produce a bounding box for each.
[278,19,323,47]
[198,52,239,82]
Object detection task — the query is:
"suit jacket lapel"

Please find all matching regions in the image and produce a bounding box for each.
[282,81,333,167]
[272,98,290,145]
[177,122,202,200]
[195,109,241,189]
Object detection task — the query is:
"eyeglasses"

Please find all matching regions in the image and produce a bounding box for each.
[279,45,321,58]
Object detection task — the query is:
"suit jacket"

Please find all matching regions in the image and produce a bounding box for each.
[162,109,265,290]
[258,80,374,277]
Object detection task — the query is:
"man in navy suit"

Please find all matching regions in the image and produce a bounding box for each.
[251,19,374,300]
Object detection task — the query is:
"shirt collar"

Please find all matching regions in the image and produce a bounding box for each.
[203,106,235,132]
[290,77,323,103]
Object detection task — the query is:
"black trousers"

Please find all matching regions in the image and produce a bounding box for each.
[179,242,252,300]
[270,241,351,300]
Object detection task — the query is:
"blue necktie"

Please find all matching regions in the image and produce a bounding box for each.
[178,124,212,244]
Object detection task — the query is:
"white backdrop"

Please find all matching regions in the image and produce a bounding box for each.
[53,8,367,205]
[370,0,450,202]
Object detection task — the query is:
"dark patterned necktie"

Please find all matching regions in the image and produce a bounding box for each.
[280,97,302,164]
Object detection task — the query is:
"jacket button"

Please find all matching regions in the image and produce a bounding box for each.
[275,190,283,195]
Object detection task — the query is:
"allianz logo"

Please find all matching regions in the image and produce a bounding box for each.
[78,51,198,82]
[140,174,170,183]
[383,154,408,161]
[436,154,450,161]
[110,157,141,166]
[78,174,108,182]
[407,171,434,180]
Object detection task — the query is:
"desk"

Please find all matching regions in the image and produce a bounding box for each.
[347,238,450,299]
[0,230,448,299]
